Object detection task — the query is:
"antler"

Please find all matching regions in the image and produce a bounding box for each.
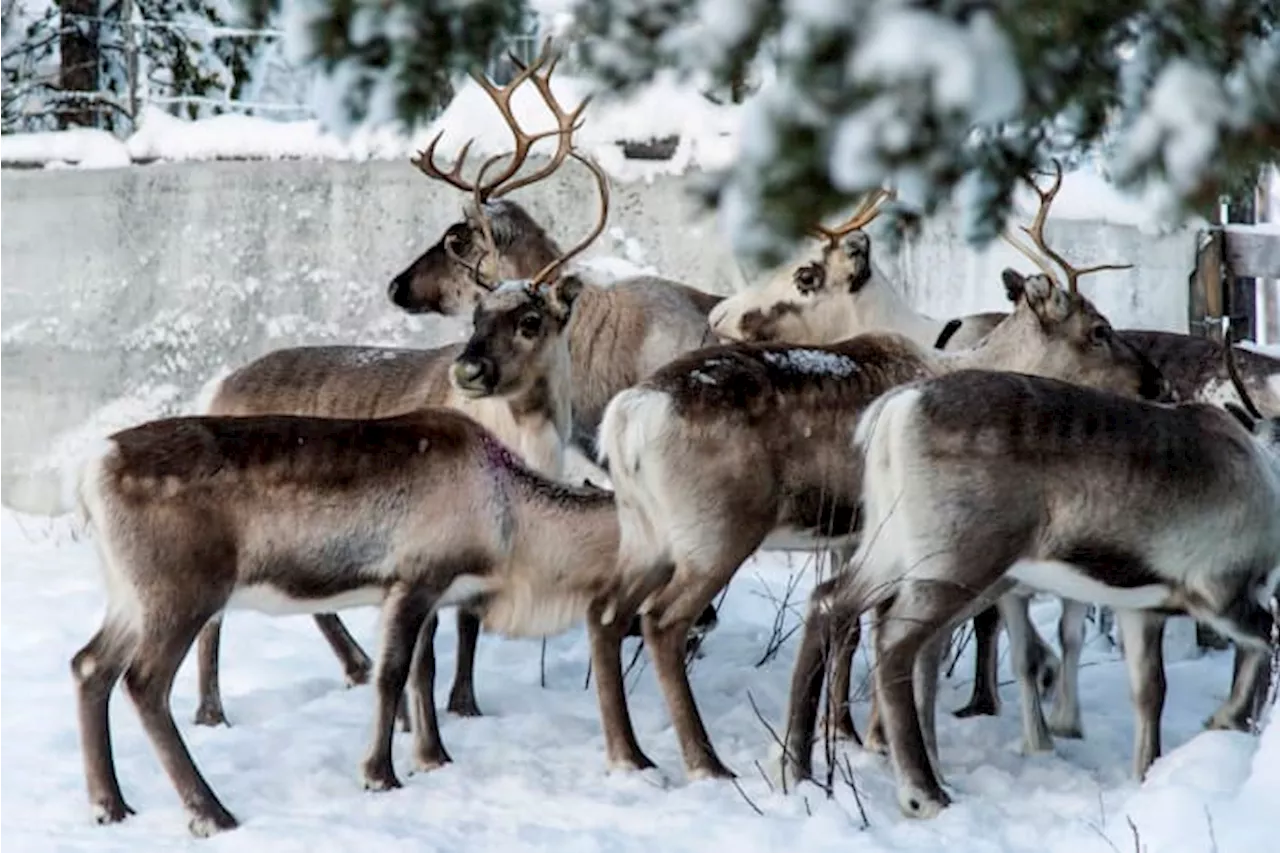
[409,37,590,206]
[529,149,610,287]
[807,188,895,245]
[1001,159,1133,294]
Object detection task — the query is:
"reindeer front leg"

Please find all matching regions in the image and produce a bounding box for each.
[997,593,1054,754]
[362,583,436,791]
[1205,644,1269,732]
[407,614,451,771]
[447,609,484,717]
[1047,599,1089,738]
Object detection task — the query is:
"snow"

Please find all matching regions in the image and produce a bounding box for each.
[0,128,132,170]
[761,348,860,378]
[5,506,1271,851]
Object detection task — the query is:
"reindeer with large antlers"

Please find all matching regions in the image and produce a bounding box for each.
[388,38,723,462]
[187,143,624,731]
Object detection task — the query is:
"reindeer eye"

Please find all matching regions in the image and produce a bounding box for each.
[518,314,542,338]
[1090,325,1109,344]
[796,265,824,294]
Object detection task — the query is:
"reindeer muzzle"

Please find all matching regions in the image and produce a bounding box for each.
[451,358,497,396]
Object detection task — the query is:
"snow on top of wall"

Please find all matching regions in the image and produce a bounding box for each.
[0,76,1222,237]
[0,72,738,183]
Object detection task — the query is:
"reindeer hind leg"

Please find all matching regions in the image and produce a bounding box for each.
[72,619,138,825]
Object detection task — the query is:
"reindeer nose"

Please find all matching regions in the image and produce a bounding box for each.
[452,358,494,393]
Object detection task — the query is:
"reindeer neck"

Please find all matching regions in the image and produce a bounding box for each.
[852,267,942,349]
[937,322,1029,374]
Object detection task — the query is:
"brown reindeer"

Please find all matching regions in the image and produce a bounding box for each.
[70,403,636,837]
[191,143,613,730]
[387,39,723,460]
[783,341,1280,819]
[588,265,1170,781]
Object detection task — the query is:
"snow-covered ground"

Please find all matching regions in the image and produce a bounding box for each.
[1,509,1273,853]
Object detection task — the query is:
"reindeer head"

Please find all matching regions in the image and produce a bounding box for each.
[389,201,560,315]
[709,190,893,344]
[983,268,1171,402]
[388,39,590,316]
[451,275,585,397]
[451,148,610,398]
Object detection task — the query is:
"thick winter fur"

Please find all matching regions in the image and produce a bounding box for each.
[593,275,1169,779]
[386,197,723,456]
[709,231,1001,351]
[194,275,591,728]
[797,370,1280,819]
[70,408,625,836]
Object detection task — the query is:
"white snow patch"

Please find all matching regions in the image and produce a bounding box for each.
[761,348,859,377]
[0,127,132,169]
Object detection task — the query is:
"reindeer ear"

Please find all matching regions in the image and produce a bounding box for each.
[1021,274,1070,324]
[1001,268,1026,303]
[839,232,872,292]
[546,273,585,318]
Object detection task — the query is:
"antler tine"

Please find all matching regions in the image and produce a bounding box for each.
[488,40,591,200]
[462,153,509,290]
[1000,227,1063,286]
[806,188,895,244]
[1015,158,1133,293]
[410,131,480,194]
[468,38,585,203]
[530,149,610,287]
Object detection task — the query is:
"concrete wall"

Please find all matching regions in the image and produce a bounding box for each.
[1,160,1195,515]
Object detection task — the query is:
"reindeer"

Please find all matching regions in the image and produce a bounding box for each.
[589,260,1169,781]
[781,341,1280,819]
[190,144,613,731]
[708,189,1004,352]
[386,38,723,461]
[70,400,640,837]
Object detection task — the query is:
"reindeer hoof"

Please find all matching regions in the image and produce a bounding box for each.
[897,782,950,819]
[1048,719,1084,740]
[686,761,736,782]
[953,697,999,718]
[413,748,453,773]
[345,664,373,688]
[193,702,229,727]
[361,763,403,792]
[1204,710,1250,732]
[187,806,239,837]
[447,691,483,718]
[822,712,862,743]
[92,798,135,825]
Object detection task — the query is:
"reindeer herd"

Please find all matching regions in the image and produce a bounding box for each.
[67,40,1280,837]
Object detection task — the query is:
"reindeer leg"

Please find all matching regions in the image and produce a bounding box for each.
[1205,644,1269,732]
[954,605,1002,718]
[361,584,435,792]
[447,609,484,717]
[824,616,863,743]
[123,610,239,836]
[862,614,889,755]
[1116,609,1167,780]
[72,621,137,825]
[1047,599,1088,739]
[407,613,452,771]
[912,631,949,775]
[193,617,229,727]
[643,582,736,780]
[997,593,1054,754]
[314,613,374,687]
[875,580,974,819]
[782,578,842,785]
[586,599,655,772]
